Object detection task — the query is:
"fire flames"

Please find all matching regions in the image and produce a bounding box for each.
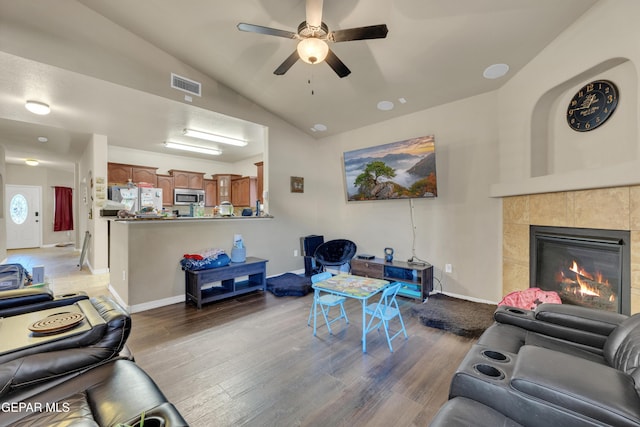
[564,260,614,302]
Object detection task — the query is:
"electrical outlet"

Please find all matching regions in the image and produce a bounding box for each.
[293,249,299,257]
[445,264,453,273]
[122,270,126,281]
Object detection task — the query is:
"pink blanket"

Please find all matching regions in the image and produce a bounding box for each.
[499,287,562,310]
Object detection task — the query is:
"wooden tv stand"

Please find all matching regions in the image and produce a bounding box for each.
[351,257,433,301]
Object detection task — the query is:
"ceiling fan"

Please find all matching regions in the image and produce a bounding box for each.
[237,0,388,78]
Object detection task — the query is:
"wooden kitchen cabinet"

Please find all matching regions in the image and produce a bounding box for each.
[211,174,241,203]
[169,170,204,189]
[156,174,174,206]
[132,167,157,185]
[204,178,217,207]
[108,163,157,186]
[231,176,257,207]
[254,161,264,203]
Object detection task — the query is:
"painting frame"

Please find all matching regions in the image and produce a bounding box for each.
[343,135,437,202]
[290,176,304,193]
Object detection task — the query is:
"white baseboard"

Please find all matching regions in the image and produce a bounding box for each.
[130,295,185,313]
[431,290,498,305]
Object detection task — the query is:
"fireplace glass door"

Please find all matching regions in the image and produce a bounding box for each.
[530,226,630,314]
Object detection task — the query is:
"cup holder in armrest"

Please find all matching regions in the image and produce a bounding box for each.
[473,363,505,380]
[481,349,510,363]
[506,308,527,315]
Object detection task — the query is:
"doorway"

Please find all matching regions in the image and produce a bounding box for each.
[5,185,42,249]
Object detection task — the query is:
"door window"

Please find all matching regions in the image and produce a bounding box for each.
[10,194,28,224]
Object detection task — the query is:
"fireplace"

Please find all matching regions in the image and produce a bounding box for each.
[530,226,630,315]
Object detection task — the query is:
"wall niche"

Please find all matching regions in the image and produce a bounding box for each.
[530,58,638,178]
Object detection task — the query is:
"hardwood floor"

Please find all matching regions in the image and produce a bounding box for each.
[128,293,475,426]
[4,248,475,426]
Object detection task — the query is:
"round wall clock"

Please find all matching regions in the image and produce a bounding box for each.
[566,79,618,132]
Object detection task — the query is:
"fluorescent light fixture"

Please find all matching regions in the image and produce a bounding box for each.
[183,129,248,147]
[165,141,221,156]
[25,100,51,115]
[25,159,39,166]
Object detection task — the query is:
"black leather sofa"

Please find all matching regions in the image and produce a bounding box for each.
[0,359,188,426]
[0,295,188,426]
[0,285,88,317]
[430,303,640,426]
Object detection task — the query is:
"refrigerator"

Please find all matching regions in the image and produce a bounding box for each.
[108,186,138,212]
[138,187,163,212]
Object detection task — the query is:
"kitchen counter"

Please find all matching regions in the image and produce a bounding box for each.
[112,215,273,222]
[107,215,275,313]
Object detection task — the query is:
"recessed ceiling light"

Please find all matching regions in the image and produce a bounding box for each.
[377,100,394,111]
[398,97,407,104]
[313,124,327,132]
[37,136,48,143]
[25,100,51,115]
[483,63,509,79]
[25,159,39,166]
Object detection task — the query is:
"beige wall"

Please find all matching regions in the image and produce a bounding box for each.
[314,92,503,302]
[503,186,640,314]
[493,0,640,197]
[0,145,6,261]
[4,163,75,247]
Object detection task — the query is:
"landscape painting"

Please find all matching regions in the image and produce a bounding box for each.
[343,135,437,201]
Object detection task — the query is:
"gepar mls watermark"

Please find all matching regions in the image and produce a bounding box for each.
[1,401,70,413]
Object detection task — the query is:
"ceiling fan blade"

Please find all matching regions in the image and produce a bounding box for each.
[306,0,324,28]
[237,23,298,39]
[325,49,351,78]
[330,24,389,42]
[274,50,300,75]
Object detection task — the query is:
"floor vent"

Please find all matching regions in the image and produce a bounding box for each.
[171,73,201,96]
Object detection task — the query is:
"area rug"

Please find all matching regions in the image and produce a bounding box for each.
[411,293,497,338]
[266,273,312,297]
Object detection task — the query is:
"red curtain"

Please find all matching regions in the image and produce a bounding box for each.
[54,186,74,232]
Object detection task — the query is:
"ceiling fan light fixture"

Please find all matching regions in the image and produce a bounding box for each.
[297,38,329,64]
[25,100,51,115]
[165,141,221,156]
[25,159,39,166]
[183,129,248,147]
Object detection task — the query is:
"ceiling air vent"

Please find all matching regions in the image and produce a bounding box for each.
[171,73,201,97]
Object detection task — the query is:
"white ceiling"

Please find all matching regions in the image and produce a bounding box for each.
[0,0,599,171]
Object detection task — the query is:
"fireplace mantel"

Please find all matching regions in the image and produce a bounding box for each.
[502,185,640,314]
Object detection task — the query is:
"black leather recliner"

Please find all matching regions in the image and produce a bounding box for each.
[0,285,89,317]
[0,359,188,426]
[431,303,640,426]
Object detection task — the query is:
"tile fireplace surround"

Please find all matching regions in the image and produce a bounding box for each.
[503,185,640,314]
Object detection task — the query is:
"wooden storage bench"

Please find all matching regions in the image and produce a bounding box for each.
[184,257,268,308]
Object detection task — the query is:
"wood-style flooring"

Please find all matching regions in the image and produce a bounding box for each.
[5,248,476,426]
[130,293,475,426]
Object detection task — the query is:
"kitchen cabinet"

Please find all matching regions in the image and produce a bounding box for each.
[169,170,204,189]
[204,178,217,207]
[211,174,241,203]
[108,163,157,185]
[156,174,174,206]
[231,176,257,207]
[254,161,264,203]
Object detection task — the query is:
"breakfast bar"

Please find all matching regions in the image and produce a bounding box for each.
[107,216,276,312]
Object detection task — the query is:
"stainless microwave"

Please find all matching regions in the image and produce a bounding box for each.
[174,188,204,205]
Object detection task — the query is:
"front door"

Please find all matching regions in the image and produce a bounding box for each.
[5,185,41,249]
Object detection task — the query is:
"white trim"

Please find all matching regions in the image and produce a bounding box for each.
[129,294,185,313]
[107,284,129,312]
[430,290,498,306]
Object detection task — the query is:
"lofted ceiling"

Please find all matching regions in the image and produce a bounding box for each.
[0,0,599,171]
